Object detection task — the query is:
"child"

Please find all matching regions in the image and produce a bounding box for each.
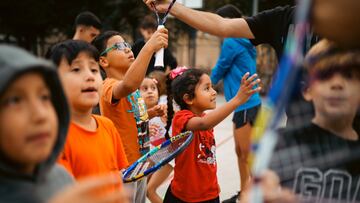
[0,45,73,202]
[267,39,360,202]
[46,40,129,181]
[92,29,168,203]
[163,67,261,202]
[148,70,168,105]
[140,77,167,147]
[139,76,173,203]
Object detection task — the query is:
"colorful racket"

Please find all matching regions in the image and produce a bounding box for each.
[122,131,193,183]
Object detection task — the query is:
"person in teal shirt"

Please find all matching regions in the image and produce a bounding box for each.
[210,5,261,203]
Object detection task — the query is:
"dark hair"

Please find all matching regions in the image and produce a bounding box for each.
[91,30,121,57]
[148,70,167,95]
[74,11,102,30]
[46,40,99,67]
[140,15,157,30]
[304,39,360,83]
[216,4,243,18]
[165,68,205,138]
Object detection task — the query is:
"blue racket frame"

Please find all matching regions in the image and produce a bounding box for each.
[122,131,193,183]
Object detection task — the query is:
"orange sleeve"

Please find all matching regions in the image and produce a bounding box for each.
[57,144,74,175]
[102,78,118,105]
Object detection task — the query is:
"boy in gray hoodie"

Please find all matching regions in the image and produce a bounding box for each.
[0,45,72,203]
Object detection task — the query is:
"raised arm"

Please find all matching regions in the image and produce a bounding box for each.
[186,73,261,131]
[113,28,168,99]
[144,0,255,39]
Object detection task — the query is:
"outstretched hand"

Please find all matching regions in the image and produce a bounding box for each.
[234,72,261,105]
[143,0,172,13]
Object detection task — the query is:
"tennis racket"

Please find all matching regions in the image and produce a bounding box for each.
[122,131,193,183]
[248,0,360,201]
[151,0,177,68]
[248,0,312,202]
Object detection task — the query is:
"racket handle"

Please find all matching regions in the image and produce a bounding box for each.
[154,25,165,69]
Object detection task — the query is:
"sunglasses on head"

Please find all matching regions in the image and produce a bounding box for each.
[100,42,132,56]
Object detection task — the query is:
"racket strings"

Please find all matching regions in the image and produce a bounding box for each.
[124,133,191,180]
[127,160,153,178]
[149,137,186,163]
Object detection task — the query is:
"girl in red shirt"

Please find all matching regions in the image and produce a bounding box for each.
[163,67,261,203]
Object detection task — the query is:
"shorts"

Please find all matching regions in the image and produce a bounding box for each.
[232,104,261,129]
[163,186,220,203]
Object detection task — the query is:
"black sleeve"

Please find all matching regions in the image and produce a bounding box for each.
[164,48,178,70]
[245,6,295,57]
[132,39,145,58]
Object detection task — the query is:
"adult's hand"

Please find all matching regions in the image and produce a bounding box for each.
[143,0,171,13]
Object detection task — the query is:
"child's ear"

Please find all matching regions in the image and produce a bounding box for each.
[99,56,109,69]
[302,87,313,102]
[183,94,193,105]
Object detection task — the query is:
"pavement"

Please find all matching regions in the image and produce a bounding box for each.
[146,95,241,202]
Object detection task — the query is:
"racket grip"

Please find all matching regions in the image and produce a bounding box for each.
[154,25,165,68]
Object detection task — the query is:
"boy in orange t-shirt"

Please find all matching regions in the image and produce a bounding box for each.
[92,29,168,203]
[47,40,128,181]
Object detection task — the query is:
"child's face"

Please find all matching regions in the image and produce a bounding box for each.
[0,72,58,173]
[304,71,360,120]
[140,78,159,108]
[58,52,102,111]
[189,74,217,112]
[103,35,135,72]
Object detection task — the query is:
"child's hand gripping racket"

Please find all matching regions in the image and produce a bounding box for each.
[122,131,193,183]
[151,0,177,68]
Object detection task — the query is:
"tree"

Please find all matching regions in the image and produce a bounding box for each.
[0,0,151,53]
[0,0,294,54]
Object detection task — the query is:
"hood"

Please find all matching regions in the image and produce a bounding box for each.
[0,45,70,181]
[233,38,257,57]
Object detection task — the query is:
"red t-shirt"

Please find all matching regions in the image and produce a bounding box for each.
[170,110,220,202]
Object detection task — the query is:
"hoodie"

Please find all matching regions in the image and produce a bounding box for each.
[0,45,72,203]
[211,38,261,112]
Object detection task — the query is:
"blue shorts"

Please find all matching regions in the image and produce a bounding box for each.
[232,104,261,129]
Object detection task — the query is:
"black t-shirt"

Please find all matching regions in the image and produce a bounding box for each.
[132,39,178,75]
[270,123,360,202]
[245,6,320,60]
[245,6,321,127]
